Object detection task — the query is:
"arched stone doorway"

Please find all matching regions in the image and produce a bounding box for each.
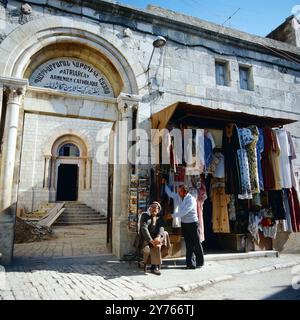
[0,16,142,264]
[48,134,91,203]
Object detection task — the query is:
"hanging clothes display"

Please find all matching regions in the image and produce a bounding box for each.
[204,130,215,172]
[256,128,265,191]
[282,189,294,232]
[196,177,207,242]
[151,117,299,259]
[270,129,283,190]
[237,127,253,199]
[223,124,242,195]
[246,126,260,194]
[275,128,292,189]
[268,190,286,220]
[210,178,230,233]
[287,131,300,199]
[288,188,300,232]
[261,127,276,191]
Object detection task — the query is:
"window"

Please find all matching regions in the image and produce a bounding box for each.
[58,143,80,157]
[215,61,228,86]
[239,66,252,90]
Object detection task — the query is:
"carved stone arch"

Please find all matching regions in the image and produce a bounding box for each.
[51,135,88,158]
[43,129,93,158]
[0,16,142,95]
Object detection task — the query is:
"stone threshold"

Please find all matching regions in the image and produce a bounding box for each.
[162,250,279,266]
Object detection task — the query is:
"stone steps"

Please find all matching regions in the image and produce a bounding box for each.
[54,202,107,226]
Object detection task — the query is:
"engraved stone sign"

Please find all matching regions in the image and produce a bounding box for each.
[29,58,114,97]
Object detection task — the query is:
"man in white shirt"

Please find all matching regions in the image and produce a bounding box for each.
[162,178,181,228]
[170,184,204,269]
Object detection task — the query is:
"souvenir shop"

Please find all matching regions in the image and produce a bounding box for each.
[147,102,300,254]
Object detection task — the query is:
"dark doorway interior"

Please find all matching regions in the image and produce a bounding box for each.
[57,164,78,201]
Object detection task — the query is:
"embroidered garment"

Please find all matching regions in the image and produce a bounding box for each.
[246,126,260,193]
[237,128,253,199]
[210,178,230,233]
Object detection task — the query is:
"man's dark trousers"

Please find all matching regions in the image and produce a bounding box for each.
[181,222,204,267]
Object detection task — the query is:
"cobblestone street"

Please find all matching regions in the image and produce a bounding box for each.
[14,224,108,259]
[1,252,300,300]
[0,257,153,300]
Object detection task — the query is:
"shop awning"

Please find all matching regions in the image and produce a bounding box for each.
[151,102,298,129]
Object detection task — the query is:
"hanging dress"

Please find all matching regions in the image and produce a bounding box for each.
[222,124,242,195]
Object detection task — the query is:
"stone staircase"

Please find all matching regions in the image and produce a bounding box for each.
[54,202,107,226]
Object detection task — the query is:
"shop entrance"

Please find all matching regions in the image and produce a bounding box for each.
[56,164,78,201]
[151,102,297,255]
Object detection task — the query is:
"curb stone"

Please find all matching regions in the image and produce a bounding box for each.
[243,261,300,275]
[131,261,300,300]
[131,275,233,300]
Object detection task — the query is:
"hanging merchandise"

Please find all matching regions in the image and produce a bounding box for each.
[256,128,265,191]
[210,178,230,233]
[246,126,260,194]
[223,124,242,195]
[270,129,283,190]
[208,151,225,178]
[287,131,300,198]
[196,176,208,242]
[149,112,300,257]
[282,189,294,233]
[261,127,276,191]
[268,189,286,220]
[128,174,150,232]
[237,127,253,200]
[288,188,300,232]
[275,128,293,189]
[204,130,215,173]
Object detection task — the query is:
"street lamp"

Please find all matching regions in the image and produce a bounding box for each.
[146,36,167,72]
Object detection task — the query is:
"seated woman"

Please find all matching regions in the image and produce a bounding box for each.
[134,202,170,275]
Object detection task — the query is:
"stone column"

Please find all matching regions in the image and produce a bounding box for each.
[0,83,3,126]
[49,156,57,202]
[0,78,27,265]
[112,93,140,258]
[43,155,51,189]
[0,85,26,209]
[86,157,92,189]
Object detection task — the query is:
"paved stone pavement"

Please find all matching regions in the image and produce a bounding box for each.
[1,253,300,300]
[14,224,108,258]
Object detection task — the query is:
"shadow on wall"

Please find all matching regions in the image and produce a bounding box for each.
[273,232,300,253]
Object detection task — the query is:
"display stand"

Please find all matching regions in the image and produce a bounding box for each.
[128,174,150,232]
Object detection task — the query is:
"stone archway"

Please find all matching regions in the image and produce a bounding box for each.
[0,16,142,264]
[47,134,91,202]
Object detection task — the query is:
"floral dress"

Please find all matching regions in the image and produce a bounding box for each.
[237,128,253,199]
[246,126,260,193]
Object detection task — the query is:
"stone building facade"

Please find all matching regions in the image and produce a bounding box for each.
[0,0,300,264]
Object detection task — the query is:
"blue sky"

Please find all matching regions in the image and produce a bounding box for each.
[118,0,299,36]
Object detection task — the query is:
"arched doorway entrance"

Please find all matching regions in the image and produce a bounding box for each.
[49,134,91,204]
[56,143,80,201]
